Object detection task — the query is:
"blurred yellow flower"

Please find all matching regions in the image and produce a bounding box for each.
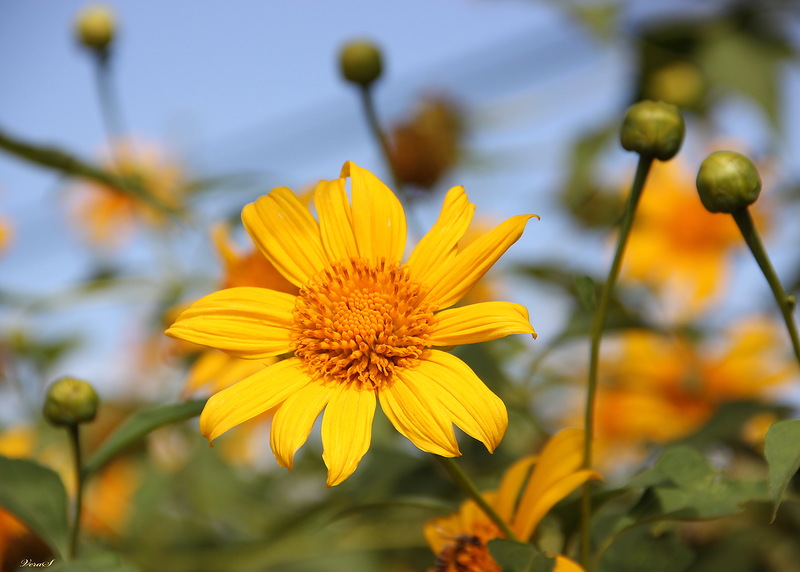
[622,160,743,316]
[69,139,185,246]
[424,429,598,572]
[167,161,537,485]
[581,318,793,466]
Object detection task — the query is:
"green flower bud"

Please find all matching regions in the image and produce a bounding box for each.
[696,151,762,213]
[43,377,99,427]
[75,4,116,52]
[620,100,685,161]
[339,40,383,87]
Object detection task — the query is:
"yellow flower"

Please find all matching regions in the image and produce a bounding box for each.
[167,161,537,486]
[69,139,185,247]
[424,429,599,572]
[622,160,743,316]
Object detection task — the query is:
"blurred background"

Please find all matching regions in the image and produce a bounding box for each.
[3,1,800,570]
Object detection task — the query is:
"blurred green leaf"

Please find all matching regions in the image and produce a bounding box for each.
[597,526,694,572]
[83,399,207,476]
[560,127,623,228]
[487,538,555,572]
[0,456,69,558]
[574,275,598,311]
[697,25,787,130]
[627,446,766,522]
[50,552,140,572]
[764,419,800,521]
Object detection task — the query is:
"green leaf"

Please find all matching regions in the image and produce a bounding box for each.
[697,26,787,130]
[83,399,207,476]
[0,456,69,558]
[49,552,140,571]
[764,419,800,521]
[598,526,694,572]
[627,446,766,522]
[487,539,556,572]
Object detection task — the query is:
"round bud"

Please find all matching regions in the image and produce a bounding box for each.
[75,4,116,52]
[696,151,762,213]
[339,40,383,87]
[43,377,99,427]
[620,100,685,161]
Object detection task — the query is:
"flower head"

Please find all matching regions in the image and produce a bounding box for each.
[167,162,537,485]
[424,429,599,571]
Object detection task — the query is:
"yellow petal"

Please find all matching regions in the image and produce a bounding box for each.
[199,358,311,442]
[184,350,268,395]
[165,287,295,359]
[424,513,462,555]
[314,177,358,263]
[430,302,536,346]
[424,214,536,310]
[321,386,376,486]
[412,350,507,452]
[514,469,600,541]
[513,429,601,540]
[407,185,474,284]
[270,381,332,470]
[341,161,406,264]
[494,456,537,522]
[379,374,460,457]
[242,187,327,287]
[555,556,586,572]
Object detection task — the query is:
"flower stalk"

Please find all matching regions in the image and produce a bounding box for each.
[68,423,86,559]
[580,154,654,568]
[732,208,800,368]
[433,455,521,542]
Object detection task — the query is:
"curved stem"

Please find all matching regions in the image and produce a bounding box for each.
[433,455,520,542]
[732,208,800,368]
[68,424,85,559]
[580,155,654,569]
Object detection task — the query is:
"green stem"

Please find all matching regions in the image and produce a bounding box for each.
[580,155,654,569]
[68,424,85,559]
[433,455,520,542]
[732,208,800,368]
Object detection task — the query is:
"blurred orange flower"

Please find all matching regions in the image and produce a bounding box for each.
[424,429,598,572]
[621,160,746,317]
[578,318,793,467]
[68,139,185,246]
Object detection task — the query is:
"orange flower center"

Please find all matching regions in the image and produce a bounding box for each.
[430,535,501,572]
[292,258,436,390]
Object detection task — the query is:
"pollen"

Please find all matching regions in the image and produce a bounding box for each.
[292,258,436,390]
